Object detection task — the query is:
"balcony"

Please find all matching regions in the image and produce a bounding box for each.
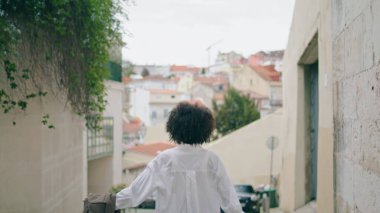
[87,117,114,160]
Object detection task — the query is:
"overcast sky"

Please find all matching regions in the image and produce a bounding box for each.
[121,0,295,67]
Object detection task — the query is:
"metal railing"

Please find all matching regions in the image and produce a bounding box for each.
[87,117,114,160]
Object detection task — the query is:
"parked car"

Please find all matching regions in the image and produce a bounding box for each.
[233,184,261,213]
[138,194,156,209]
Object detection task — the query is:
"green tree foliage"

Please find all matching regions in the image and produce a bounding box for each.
[109,183,127,195]
[141,67,150,77]
[213,88,260,136]
[0,0,124,129]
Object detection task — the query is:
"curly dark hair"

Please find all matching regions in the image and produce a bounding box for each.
[166,102,215,145]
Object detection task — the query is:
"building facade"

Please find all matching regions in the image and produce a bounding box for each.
[280,0,380,212]
[87,80,124,194]
[149,89,190,126]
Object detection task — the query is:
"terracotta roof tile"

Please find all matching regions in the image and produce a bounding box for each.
[170,65,201,73]
[251,65,281,82]
[125,163,147,170]
[128,142,176,156]
[148,89,180,95]
[123,118,143,133]
[194,76,228,86]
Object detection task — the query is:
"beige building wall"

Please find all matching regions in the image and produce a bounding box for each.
[0,94,85,213]
[122,152,154,185]
[233,65,270,96]
[104,81,124,186]
[280,0,334,212]
[206,110,282,187]
[88,156,114,193]
[88,80,124,193]
[269,83,283,103]
[190,83,215,110]
[177,75,193,93]
[144,123,170,144]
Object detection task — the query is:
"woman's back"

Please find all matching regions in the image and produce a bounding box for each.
[153,145,227,213]
[116,101,242,213]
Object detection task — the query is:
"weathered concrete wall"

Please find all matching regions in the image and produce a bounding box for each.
[332,0,380,212]
[206,110,282,187]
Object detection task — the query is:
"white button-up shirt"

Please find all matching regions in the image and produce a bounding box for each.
[116,144,243,213]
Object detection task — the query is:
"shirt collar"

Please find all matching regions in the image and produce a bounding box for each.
[177,144,204,151]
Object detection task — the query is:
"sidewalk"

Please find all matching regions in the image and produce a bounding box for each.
[264,200,316,213]
[270,208,285,213]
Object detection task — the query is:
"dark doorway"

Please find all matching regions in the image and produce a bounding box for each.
[304,61,319,200]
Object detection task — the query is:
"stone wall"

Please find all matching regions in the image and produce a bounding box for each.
[332,0,380,212]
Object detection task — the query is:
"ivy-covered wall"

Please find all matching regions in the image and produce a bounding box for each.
[0,0,124,128]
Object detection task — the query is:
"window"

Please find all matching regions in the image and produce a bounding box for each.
[87,117,114,160]
[151,111,157,118]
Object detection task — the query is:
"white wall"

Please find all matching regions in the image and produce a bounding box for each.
[129,87,151,126]
[0,93,85,213]
[88,80,124,193]
[104,81,124,186]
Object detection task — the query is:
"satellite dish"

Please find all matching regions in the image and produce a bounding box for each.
[266,136,279,151]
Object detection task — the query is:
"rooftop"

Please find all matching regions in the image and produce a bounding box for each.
[170,65,201,73]
[128,142,176,156]
[148,89,180,95]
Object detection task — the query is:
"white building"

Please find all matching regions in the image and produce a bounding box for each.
[127,75,178,91]
[87,80,124,194]
[149,89,190,126]
[133,65,171,77]
[126,86,151,126]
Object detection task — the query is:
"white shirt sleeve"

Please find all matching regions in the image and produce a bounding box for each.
[116,165,157,210]
[216,157,243,213]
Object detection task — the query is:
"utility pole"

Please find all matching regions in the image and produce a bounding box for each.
[206,39,223,71]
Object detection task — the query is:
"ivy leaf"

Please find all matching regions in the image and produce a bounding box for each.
[38,91,48,96]
[42,114,50,119]
[10,82,18,89]
[17,100,27,110]
[26,93,37,99]
[21,74,30,79]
